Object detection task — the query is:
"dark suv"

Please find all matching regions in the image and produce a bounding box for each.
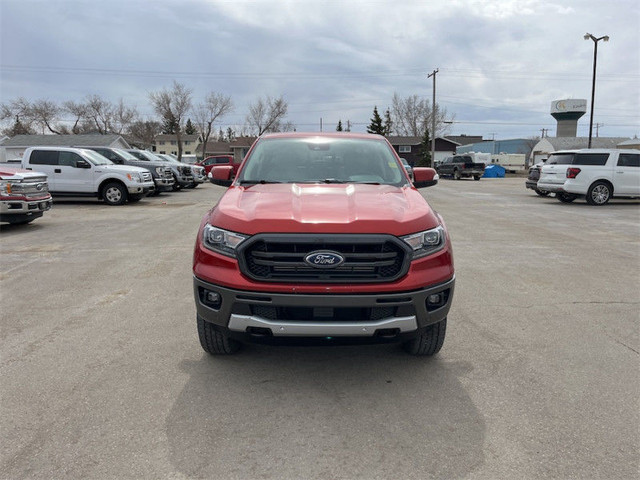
[86,147,174,194]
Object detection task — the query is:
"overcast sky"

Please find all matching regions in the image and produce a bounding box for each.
[1,0,638,139]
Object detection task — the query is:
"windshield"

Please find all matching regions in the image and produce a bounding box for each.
[238,137,407,185]
[81,149,112,165]
[157,155,180,164]
[112,148,140,161]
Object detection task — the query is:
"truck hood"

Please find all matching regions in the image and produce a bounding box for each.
[0,166,47,180]
[209,183,440,236]
[97,164,149,174]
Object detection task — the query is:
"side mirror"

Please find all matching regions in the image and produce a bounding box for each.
[412,167,438,188]
[211,165,233,187]
[76,159,91,169]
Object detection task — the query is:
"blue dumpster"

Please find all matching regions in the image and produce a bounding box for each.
[482,164,506,178]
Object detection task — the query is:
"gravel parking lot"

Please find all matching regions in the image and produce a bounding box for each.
[1,178,638,479]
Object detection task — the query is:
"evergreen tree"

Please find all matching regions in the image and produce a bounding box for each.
[383,108,393,136]
[336,120,343,132]
[417,125,432,167]
[366,106,384,135]
[226,127,235,141]
[184,118,197,135]
[161,113,179,134]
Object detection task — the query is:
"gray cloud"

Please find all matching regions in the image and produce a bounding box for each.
[1,0,638,138]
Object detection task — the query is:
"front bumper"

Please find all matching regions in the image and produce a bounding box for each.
[154,177,175,191]
[127,181,155,195]
[0,197,53,223]
[193,275,454,342]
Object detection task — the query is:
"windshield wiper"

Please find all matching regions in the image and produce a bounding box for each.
[239,179,283,185]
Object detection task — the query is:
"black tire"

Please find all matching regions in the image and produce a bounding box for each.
[128,195,143,203]
[473,175,481,181]
[197,315,241,355]
[402,318,447,356]
[454,169,461,180]
[186,183,196,189]
[102,182,128,206]
[556,192,577,203]
[172,175,182,191]
[534,189,550,197]
[586,181,612,206]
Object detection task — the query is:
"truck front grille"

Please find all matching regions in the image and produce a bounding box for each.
[238,234,411,283]
[9,178,49,198]
[141,172,152,182]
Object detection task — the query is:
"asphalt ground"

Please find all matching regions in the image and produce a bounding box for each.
[1,178,638,479]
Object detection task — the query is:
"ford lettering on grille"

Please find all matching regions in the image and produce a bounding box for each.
[305,251,344,268]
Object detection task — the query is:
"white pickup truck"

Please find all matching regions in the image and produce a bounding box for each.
[538,149,640,205]
[21,147,155,205]
[0,166,53,224]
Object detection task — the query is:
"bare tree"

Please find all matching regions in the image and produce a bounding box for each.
[84,94,114,134]
[391,93,454,137]
[192,92,233,159]
[30,99,63,134]
[149,81,192,161]
[246,95,289,136]
[111,99,138,135]
[63,100,89,134]
[128,120,163,148]
[1,97,35,135]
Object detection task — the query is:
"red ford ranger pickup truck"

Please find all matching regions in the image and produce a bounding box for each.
[193,133,455,356]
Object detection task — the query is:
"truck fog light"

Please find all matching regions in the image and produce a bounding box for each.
[202,289,222,309]
[427,293,442,305]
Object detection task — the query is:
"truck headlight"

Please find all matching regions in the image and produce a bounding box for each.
[1,180,20,196]
[401,225,446,259]
[155,167,165,176]
[202,225,248,258]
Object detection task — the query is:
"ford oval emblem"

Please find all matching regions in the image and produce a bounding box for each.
[304,251,345,269]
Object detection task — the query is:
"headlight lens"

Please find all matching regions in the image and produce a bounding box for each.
[401,225,446,259]
[155,167,164,175]
[0,180,17,195]
[202,225,248,258]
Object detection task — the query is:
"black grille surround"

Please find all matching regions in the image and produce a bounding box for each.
[236,233,413,283]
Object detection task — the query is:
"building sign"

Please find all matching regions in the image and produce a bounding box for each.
[551,99,587,114]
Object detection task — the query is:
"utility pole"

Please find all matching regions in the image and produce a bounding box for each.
[428,69,438,168]
[595,123,603,137]
[320,118,323,132]
[540,128,548,138]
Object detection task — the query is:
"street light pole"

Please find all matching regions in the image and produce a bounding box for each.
[584,33,609,148]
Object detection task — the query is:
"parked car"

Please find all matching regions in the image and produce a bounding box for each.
[1,166,53,224]
[85,147,174,194]
[155,153,205,188]
[189,164,206,188]
[131,151,193,191]
[20,147,154,205]
[525,150,578,197]
[198,155,239,178]
[538,149,640,205]
[194,132,453,356]
[399,157,414,181]
[436,154,485,180]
